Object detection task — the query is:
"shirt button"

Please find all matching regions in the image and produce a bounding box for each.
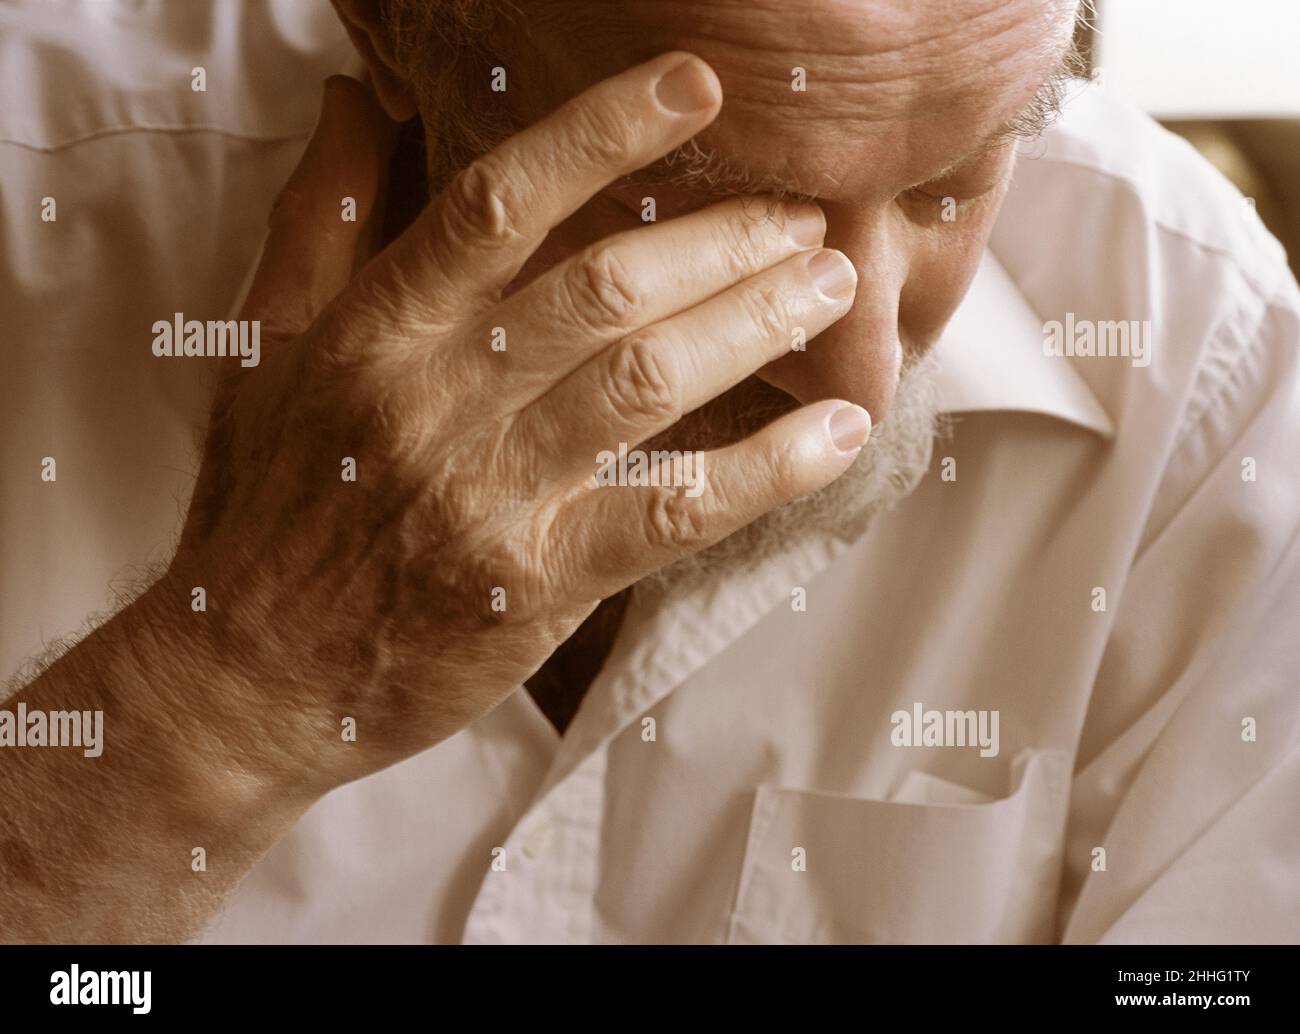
[521,820,555,859]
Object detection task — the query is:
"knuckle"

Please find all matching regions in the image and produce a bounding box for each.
[604,334,682,426]
[719,210,772,277]
[427,484,477,541]
[305,304,387,379]
[351,260,426,332]
[343,374,430,467]
[564,244,641,329]
[569,101,633,170]
[763,433,803,490]
[490,413,546,498]
[643,489,711,551]
[439,156,522,247]
[456,535,550,627]
[739,280,793,344]
[367,389,430,463]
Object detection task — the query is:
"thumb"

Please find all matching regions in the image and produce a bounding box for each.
[240,75,392,336]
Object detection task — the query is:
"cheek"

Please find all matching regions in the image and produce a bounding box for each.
[897,176,1012,346]
[898,233,990,348]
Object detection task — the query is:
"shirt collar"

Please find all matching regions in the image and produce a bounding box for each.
[930,248,1116,438]
[548,247,1118,772]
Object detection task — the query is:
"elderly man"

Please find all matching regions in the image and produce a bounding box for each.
[0,0,1296,944]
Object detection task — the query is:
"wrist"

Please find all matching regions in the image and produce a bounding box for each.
[106,576,320,844]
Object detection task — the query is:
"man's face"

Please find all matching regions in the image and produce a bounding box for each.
[358,0,1081,586]
[507,0,1080,423]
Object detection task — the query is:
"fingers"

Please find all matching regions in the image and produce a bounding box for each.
[512,248,858,483]
[557,399,873,601]
[376,52,722,325]
[240,76,391,337]
[468,195,828,404]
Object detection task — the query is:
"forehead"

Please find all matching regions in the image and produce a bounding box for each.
[567,0,1077,199]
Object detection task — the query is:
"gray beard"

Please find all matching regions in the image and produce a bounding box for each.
[634,351,945,602]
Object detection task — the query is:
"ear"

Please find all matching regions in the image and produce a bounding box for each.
[330,0,419,122]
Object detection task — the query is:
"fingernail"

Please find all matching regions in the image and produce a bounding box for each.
[655,56,720,114]
[785,203,826,247]
[828,403,871,454]
[807,249,857,301]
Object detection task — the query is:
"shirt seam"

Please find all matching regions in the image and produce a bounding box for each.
[1022,152,1289,302]
[1131,289,1285,569]
[0,123,316,154]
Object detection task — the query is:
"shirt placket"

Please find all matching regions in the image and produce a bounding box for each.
[461,749,607,943]
[461,530,853,943]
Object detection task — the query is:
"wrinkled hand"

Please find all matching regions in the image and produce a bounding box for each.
[164,53,867,794]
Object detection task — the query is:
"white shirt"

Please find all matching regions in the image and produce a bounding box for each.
[3,0,1297,944]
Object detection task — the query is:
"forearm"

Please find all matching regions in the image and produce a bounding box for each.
[0,579,315,943]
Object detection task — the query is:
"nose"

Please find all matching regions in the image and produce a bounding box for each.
[757,204,907,423]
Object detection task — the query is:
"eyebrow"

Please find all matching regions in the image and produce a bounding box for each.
[621,41,1087,205]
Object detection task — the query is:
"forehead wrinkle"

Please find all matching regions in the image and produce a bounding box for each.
[628,0,1046,60]
[622,10,1074,201]
[596,0,1080,201]
[623,36,1078,206]
[922,40,1084,180]
[614,0,1062,114]
[866,0,1066,72]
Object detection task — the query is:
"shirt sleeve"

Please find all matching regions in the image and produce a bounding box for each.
[1058,276,1300,944]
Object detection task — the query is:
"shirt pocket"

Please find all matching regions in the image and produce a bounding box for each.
[725,748,1072,944]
